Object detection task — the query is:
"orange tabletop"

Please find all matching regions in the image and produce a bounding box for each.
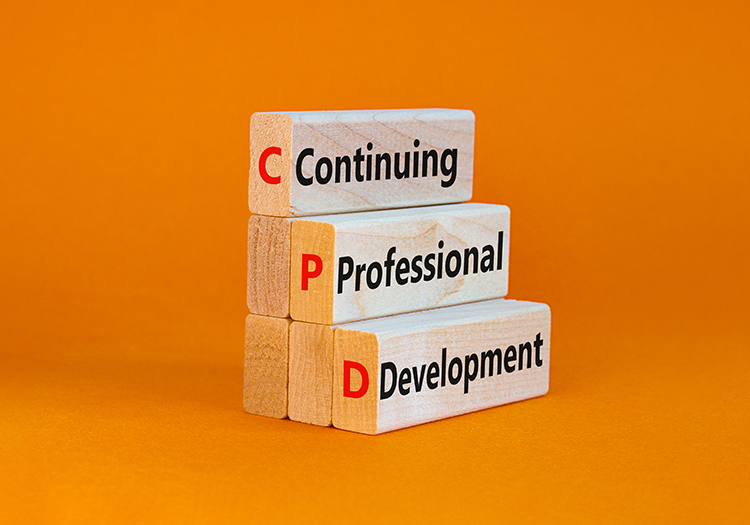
[1,1,748,523]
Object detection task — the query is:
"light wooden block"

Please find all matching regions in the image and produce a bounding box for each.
[288,322,334,427]
[332,299,551,434]
[247,216,292,317]
[249,109,474,217]
[243,314,292,419]
[290,203,510,324]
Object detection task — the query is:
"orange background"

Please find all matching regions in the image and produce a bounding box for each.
[1,1,749,523]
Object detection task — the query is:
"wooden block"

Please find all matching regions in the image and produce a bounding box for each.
[247,215,292,317]
[332,299,551,434]
[243,314,292,419]
[288,322,334,427]
[290,203,510,324]
[249,109,474,217]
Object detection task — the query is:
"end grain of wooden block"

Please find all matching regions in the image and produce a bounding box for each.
[288,322,334,427]
[247,216,292,318]
[290,203,510,324]
[332,299,551,434]
[243,314,292,419]
[249,109,474,217]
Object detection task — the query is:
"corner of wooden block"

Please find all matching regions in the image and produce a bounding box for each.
[247,215,292,317]
[243,314,292,419]
[288,322,334,427]
[289,220,335,324]
[249,113,293,216]
[332,329,380,435]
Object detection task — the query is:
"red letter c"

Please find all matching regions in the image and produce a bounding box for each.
[259,146,282,184]
[343,361,369,398]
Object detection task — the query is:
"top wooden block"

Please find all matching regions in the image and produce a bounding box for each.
[249,109,474,217]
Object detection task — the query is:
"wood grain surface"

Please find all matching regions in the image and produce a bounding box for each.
[289,220,336,324]
[249,113,292,216]
[247,216,292,317]
[243,314,292,419]
[288,322,334,427]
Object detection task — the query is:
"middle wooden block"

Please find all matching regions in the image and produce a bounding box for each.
[289,203,510,324]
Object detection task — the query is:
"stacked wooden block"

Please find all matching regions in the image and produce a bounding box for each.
[245,109,551,434]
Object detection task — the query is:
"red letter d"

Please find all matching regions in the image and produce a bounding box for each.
[343,360,369,398]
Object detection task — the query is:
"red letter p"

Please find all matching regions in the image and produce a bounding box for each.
[343,360,369,398]
[301,253,323,291]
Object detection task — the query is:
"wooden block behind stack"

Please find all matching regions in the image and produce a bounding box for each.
[247,215,292,318]
[243,314,292,419]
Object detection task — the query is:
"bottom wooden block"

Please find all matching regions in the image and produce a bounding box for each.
[245,299,551,432]
[332,299,551,434]
[243,314,292,419]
